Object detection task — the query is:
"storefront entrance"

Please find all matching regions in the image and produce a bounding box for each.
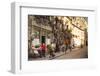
[41,36,46,43]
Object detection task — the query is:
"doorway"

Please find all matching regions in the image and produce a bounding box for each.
[41,36,46,43]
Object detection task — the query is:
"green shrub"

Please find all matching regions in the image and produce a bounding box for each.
[35,45,40,48]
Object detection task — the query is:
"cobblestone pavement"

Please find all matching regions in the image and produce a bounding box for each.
[29,46,88,61]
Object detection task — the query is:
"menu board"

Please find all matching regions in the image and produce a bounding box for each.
[46,39,51,45]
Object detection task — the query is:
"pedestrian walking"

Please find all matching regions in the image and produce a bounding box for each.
[61,44,66,54]
[68,39,72,52]
[47,44,55,59]
[40,43,46,57]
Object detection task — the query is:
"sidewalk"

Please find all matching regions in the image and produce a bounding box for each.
[29,47,82,60]
[49,47,80,60]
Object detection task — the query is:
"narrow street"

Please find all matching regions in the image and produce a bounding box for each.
[28,16,88,61]
[55,46,88,59]
[29,46,88,61]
